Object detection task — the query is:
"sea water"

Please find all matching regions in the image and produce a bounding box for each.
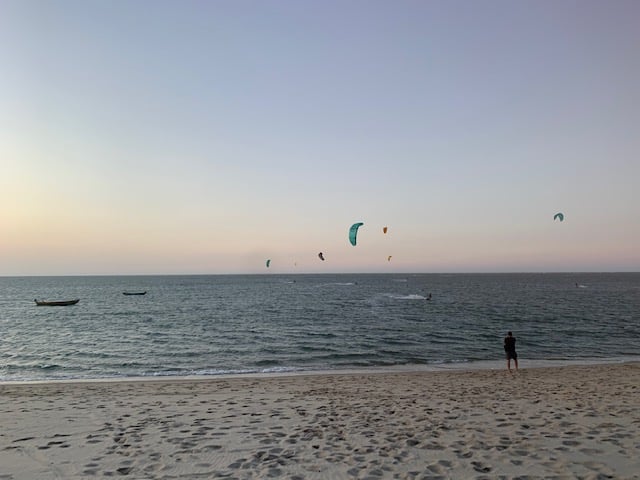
[1,273,639,382]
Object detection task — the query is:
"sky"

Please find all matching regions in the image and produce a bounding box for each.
[1,0,639,275]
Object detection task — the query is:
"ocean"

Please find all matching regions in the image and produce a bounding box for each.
[1,273,639,382]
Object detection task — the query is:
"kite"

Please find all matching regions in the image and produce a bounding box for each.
[387,256,392,262]
[266,259,271,268]
[383,226,388,234]
[554,213,564,222]
[318,252,325,261]
[349,222,364,246]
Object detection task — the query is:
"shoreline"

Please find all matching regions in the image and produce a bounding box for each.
[2,355,639,386]
[1,362,639,478]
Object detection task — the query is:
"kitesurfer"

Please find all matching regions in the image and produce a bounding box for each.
[504,331,518,371]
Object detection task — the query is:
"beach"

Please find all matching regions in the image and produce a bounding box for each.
[1,363,638,479]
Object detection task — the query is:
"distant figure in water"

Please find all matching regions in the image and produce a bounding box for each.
[504,331,518,371]
[426,293,432,301]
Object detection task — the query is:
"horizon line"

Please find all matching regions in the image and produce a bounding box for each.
[1,271,638,278]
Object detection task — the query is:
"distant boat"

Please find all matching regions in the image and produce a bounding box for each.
[35,299,79,306]
[123,291,147,296]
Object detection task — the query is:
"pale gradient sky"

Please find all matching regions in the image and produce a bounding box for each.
[1,0,639,275]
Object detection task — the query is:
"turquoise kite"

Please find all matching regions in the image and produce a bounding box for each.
[349,222,364,246]
[266,259,271,268]
[554,213,564,222]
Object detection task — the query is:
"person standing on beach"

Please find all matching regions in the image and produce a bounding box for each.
[504,331,518,371]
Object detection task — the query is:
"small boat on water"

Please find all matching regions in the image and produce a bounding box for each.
[35,299,80,306]
[123,291,147,296]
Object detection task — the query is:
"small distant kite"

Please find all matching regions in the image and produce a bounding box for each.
[349,222,364,246]
[266,259,271,268]
[318,252,325,261]
[554,213,564,222]
[387,256,392,262]
[383,226,388,234]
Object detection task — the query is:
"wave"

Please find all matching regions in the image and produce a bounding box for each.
[385,293,426,300]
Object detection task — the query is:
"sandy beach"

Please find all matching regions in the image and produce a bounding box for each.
[1,363,639,479]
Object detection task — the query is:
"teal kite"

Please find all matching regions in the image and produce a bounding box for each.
[266,259,271,268]
[349,222,364,246]
[554,213,564,222]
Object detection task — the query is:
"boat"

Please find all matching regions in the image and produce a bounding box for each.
[123,291,147,296]
[35,299,80,306]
